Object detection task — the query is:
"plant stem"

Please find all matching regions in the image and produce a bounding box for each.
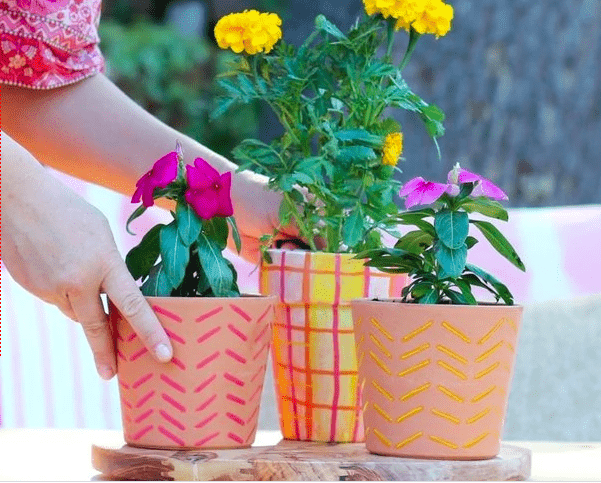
[399,28,421,72]
[283,192,318,251]
[385,19,395,61]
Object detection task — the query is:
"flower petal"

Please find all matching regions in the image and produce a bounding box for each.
[151,151,178,187]
[185,189,219,220]
[215,172,234,217]
[399,177,425,197]
[473,180,508,200]
[141,184,155,208]
[456,168,482,184]
[186,158,219,190]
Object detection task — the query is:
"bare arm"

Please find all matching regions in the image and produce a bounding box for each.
[1,74,290,260]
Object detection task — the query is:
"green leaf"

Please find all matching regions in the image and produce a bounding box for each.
[315,14,347,40]
[336,146,377,164]
[160,221,190,288]
[140,263,172,297]
[421,104,445,122]
[334,129,383,147]
[460,198,509,221]
[126,204,147,236]
[463,236,478,250]
[411,282,434,298]
[394,230,434,255]
[342,206,364,248]
[434,242,467,279]
[454,278,478,305]
[203,217,229,250]
[196,233,234,297]
[125,224,163,281]
[435,209,469,249]
[465,264,514,305]
[419,288,439,304]
[470,220,526,271]
[228,217,242,254]
[176,203,203,246]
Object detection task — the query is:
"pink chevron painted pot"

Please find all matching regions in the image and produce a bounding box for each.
[351,300,523,460]
[259,250,407,443]
[109,295,275,450]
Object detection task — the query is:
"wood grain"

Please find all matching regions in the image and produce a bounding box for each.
[92,440,531,480]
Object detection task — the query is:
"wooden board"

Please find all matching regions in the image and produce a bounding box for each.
[92,440,531,481]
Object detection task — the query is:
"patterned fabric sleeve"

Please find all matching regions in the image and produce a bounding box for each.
[0,0,104,89]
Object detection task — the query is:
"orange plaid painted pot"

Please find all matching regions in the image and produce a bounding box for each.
[110,295,275,450]
[352,300,523,459]
[260,250,407,442]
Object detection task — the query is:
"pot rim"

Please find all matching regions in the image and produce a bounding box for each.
[109,293,277,305]
[351,297,523,310]
[264,248,367,258]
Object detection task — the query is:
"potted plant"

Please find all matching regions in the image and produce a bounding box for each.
[210,2,453,442]
[211,2,453,443]
[351,164,526,459]
[109,144,276,450]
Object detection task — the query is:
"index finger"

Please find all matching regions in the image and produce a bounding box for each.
[103,258,173,362]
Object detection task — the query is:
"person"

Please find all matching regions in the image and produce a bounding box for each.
[1,0,296,382]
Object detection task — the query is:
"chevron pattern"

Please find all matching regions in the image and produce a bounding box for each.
[355,310,522,458]
[111,298,274,449]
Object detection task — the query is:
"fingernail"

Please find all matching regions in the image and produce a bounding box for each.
[155,343,172,362]
[98,365,114,380]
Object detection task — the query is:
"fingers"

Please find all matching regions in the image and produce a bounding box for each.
[68,291,116,380]
[102,257,173,363]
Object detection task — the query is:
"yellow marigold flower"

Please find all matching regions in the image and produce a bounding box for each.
[382,132,403,166]
[214,10,282,55]
[363,0,453,37]
[411,0,454,37]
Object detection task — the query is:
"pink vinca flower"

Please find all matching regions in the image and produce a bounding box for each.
[185,158,233,220]
[448,166,508,200]
[399,177,452,209]
[132,151,178,207]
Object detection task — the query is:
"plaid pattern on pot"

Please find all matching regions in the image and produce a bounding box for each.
[260,249,407,442]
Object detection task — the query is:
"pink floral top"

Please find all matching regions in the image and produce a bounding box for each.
[0,0,104,89]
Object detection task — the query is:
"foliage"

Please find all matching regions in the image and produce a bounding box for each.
[99,18,259,158]
[125,145,241,298]
[211,8,451,255]
[355,166,526,305]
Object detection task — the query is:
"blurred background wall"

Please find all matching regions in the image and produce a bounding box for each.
[99,0,601,207]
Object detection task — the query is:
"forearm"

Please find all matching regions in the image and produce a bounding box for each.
[1,74,264,202]
[1,131,49,208]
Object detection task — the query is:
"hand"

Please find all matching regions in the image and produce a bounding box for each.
[2,133,174,380]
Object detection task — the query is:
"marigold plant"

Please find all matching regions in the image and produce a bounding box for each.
[212,4,453,255]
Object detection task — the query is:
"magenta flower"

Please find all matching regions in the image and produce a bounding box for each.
[448,167,508,200]
[132,152,179,207]
[399,177,452,209]
[185,158,234,220]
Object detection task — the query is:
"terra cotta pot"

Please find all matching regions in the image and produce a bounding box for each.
[259,249,407,442]
[351,299,523,459]
[109,295,275,450]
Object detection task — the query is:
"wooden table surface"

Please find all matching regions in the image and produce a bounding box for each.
[0,429,600,481]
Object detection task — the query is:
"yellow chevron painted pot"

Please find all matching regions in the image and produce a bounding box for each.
[351,300,523,459]
[260,250,407,442]
[110,295,275,450]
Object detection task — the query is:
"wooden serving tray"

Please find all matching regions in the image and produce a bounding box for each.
[92,440,531,480]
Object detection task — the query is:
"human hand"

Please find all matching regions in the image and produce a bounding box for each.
[2,135,173,380]
[229,170,323,260]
